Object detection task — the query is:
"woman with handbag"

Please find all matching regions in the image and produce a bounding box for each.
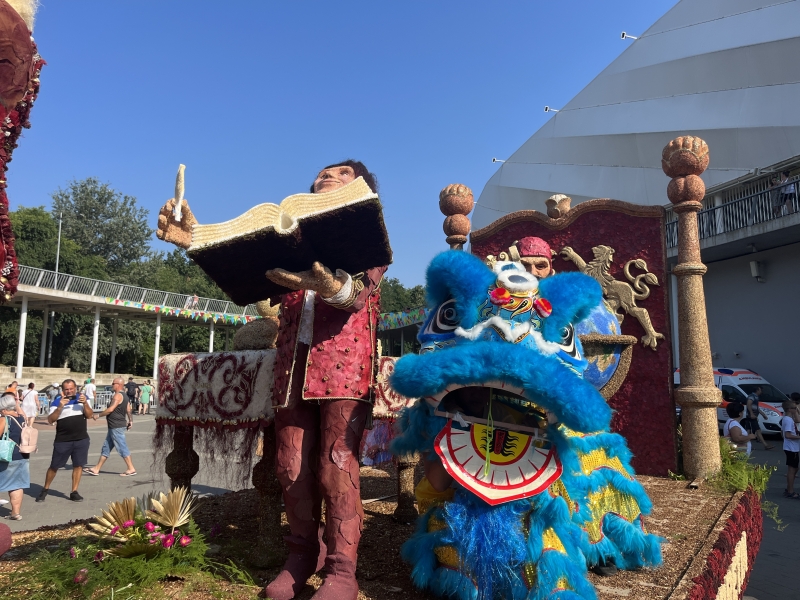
[0,392,30,520]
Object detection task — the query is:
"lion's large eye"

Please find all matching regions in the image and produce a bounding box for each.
[557,324,578,357]
[432,299,459,333]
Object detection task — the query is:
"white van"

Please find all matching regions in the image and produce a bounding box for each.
[674,367,786,435]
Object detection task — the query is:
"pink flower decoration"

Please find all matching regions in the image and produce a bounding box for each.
[144,521,156,533]
[109,526,120,536]
[73,568,89,585]
[149,538,159,544]
[179,536,191,547]
[69,547,76,559]
[162,534,175,549]
[122,520,135,528]
[93,550,104,563]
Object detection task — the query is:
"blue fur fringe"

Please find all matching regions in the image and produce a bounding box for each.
[390,342,611,433]
[390,400,448,458]
[424,251,497,329]
[538,273,603,345]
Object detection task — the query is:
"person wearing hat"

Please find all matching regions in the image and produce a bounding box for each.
[516,236,555,279]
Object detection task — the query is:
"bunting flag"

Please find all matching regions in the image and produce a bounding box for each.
[104,297,427,331]
[103,297,259,325]
[377,307,429,331]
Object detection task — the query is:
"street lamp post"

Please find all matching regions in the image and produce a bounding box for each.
[46,212,62,368]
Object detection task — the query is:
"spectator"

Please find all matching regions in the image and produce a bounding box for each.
[780,170,796,215]
[83,378,136,477]
[84,378,96,410]
[743,386,774,450]
[19,383,39,427]
[722,402,755,456]
[769,175,783,217]
[781,400,800,499]
[138,380,153,415]
[36,379,93,503]
[124,377,140,413]
[0,393,30,520]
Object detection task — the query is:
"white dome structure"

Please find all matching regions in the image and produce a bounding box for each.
[474,0,800,229]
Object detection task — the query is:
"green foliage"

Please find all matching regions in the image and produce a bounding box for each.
[10,206,108,278]
[50,178,152,273]
[708,437,775,495]
[8,520,210,599]
[380,277,425,313]
[761,500,787,531]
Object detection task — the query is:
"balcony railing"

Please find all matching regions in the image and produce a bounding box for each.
[665,176,799,249]
[17,265,260,316]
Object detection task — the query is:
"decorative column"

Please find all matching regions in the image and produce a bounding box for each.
[15,295,28,379]
[440,184,474,250]
[39,304,48,367]
[153,312,162,381]
[171,323,177,353]
[662,136,721,479]
[250,424,285,567]
[89,306,100,379]
[208,320,215,352]
[110,319,118,374]
[165,425,199,490]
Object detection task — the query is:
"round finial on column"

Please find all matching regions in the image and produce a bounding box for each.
[545,193,572,219]
[439,183,474,250]
[662,136,709,205]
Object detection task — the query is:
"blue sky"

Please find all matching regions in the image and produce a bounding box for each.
[10,0,676,286]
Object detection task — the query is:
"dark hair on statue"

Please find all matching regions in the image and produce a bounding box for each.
[310,159,379,194]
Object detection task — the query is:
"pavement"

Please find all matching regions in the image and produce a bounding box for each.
[742,442,800,600]
[0,413,245,533]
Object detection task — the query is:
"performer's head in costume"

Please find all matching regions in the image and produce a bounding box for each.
[517,236,554,278]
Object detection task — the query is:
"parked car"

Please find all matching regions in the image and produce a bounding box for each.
[674,367,786,434]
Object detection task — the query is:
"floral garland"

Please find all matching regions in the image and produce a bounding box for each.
[0,44,45,301]
[686,489,762,600]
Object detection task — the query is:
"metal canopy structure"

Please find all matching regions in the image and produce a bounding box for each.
[7,265,260,381]
[474,0,800,229]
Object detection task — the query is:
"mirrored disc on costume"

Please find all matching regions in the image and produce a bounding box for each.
[434,421,562,506]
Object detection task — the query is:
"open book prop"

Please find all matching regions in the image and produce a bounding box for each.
[187,177,392,305]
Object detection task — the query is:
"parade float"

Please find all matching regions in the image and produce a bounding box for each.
[145,137,764,599]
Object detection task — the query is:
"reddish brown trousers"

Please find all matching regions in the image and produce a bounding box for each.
[274,348,370,564]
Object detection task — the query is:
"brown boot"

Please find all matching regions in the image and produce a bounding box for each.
[312,400,370,600]
[265,535,326,600]
[312,555,359,600]
[266,400,325,600]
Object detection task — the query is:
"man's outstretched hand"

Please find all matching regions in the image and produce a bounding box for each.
[266,261,347,298]
[156,198,198,250]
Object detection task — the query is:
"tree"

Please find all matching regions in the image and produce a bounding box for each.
[51,178,152,273]
[380,277,426,313]
[10,206,109,278]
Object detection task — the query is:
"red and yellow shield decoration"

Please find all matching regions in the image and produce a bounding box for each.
[434,421,562,506]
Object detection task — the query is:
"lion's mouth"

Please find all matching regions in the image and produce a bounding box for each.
[428,383,550,434]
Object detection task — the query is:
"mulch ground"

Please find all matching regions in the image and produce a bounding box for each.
[0,465,734,600]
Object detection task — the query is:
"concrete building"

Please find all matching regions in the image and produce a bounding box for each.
[474,0,800,393]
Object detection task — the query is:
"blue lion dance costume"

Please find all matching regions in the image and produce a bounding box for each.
[390,251,662,600]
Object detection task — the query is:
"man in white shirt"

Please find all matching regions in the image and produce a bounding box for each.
[84,378,97,410]
[781,400,800,499]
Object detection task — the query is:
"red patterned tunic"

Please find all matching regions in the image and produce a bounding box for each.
[272,267,387,407]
